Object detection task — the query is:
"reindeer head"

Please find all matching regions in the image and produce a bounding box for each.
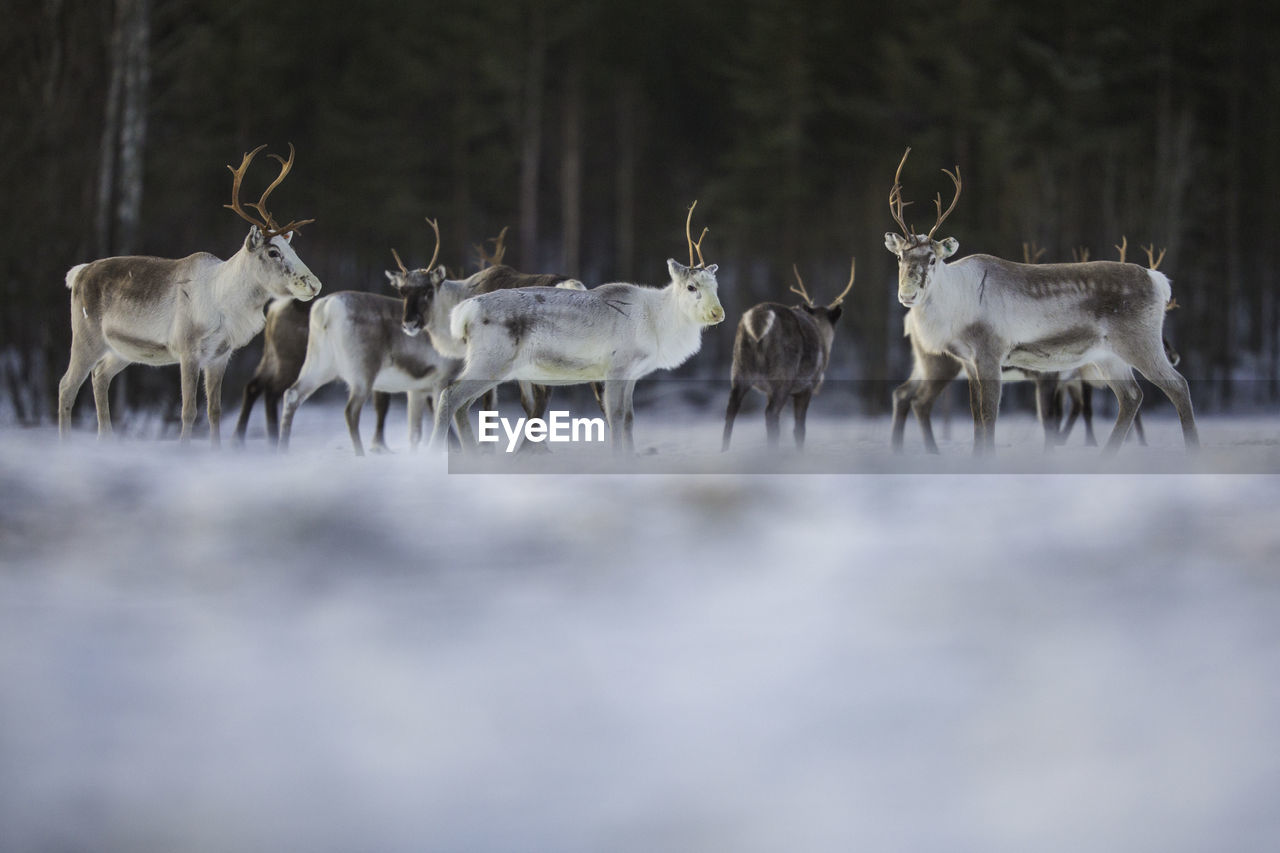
[226,144,321,301]
[385,218,446,337]
[669,200,725,325]
[883,148,961,307]
[790,258,855,330]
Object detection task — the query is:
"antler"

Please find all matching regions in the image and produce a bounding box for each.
[1072,246,1091,263]
[789,263,814,306]
[390,217,442,275]
[927,165,962,241]
[1022,241,1046,264]
[1142,243,1166,270]
[831,256,855,307]
[1114,235,1129,263]
[685,201,708,268]
[474,226,509,269]
[224,143,314,238]
[888,148,914,239]
[389,247,409,275]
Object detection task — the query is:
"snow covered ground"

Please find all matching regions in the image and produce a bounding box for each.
[3,401,1280,852]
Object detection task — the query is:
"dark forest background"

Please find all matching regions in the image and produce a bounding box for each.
[3,0,1278,426]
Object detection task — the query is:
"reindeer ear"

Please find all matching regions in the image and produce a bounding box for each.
[937,237,959,258]
[884,232,907,254]
[429,265,448,286]
[282,231,294,244]
[246,225,265,251]
[667,258,686,280]
[385,270,403,290]
[704,263,718,276]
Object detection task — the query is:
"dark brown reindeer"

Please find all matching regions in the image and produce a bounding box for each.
[722,258,854,451]
[230,297,394,450]
[58,144,320,445]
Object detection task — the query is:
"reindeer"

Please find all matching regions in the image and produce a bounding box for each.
[890,245,1069,453]
[230,297,395,450]
[58,144,320,446]
[883,148,1197,454]
[722,258,854,451]
[1056,241,1180,447]
[389,219,580,437]
[427,202,725,453]
[276,289,461,456]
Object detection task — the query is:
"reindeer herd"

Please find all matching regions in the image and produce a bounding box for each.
[55,144,1199,458]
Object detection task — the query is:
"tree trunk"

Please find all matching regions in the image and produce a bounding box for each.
[518,3,546,271]
[560,52,583,277]
[614,75,638,281]
[115,0,149,256]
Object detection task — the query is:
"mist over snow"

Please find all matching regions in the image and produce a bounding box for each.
[3,403,1280,852]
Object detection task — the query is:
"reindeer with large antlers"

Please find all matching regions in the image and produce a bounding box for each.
[722,258,853,451]
[58,144,321,445]
[427,202,725,453]
[884,148,1197,454]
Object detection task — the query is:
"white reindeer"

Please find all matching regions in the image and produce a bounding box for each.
[58,144,321,445]
[883,148,1198,454]
[428,204,725,453]
[277,291,461,456]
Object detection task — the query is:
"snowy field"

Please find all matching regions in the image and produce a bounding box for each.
[4,400,1280,852]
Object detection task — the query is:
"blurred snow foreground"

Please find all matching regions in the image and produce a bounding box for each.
[3,409,1280,853]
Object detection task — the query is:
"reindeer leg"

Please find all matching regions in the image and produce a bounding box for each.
[344,385,369,456]
[792,390,812,451]
[1087,359,1143,454]
[890,378,917,452]
[90,353,129,439]
[970,354,1004,455]
[1081,383,1097,446]
[264,390,281,447]
[764,385,788,449]
[370,391,391,453]
[59,349,102,441]
[913,376,956,455]
[1133,409,1147,446]
[203,358,230,449]
[1033,373,1059,451]
[406,390,427,451]
[178,356,200,444]
[233,377,263,446]
[722,381,748,452]
[279,369,332,453]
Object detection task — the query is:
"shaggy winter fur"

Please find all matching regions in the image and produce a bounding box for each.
[885,232,1197,454]
[278,292,461,456]
[58,227,321,445]
[429,259,724,453]
[722,301,842,451]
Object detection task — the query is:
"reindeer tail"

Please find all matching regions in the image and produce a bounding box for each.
[743,306,775,342]
[65,263,88,290]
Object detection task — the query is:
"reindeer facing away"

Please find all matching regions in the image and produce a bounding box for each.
[722,258,854,451]
[883,148,1197,454]
[58,144,321,446]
